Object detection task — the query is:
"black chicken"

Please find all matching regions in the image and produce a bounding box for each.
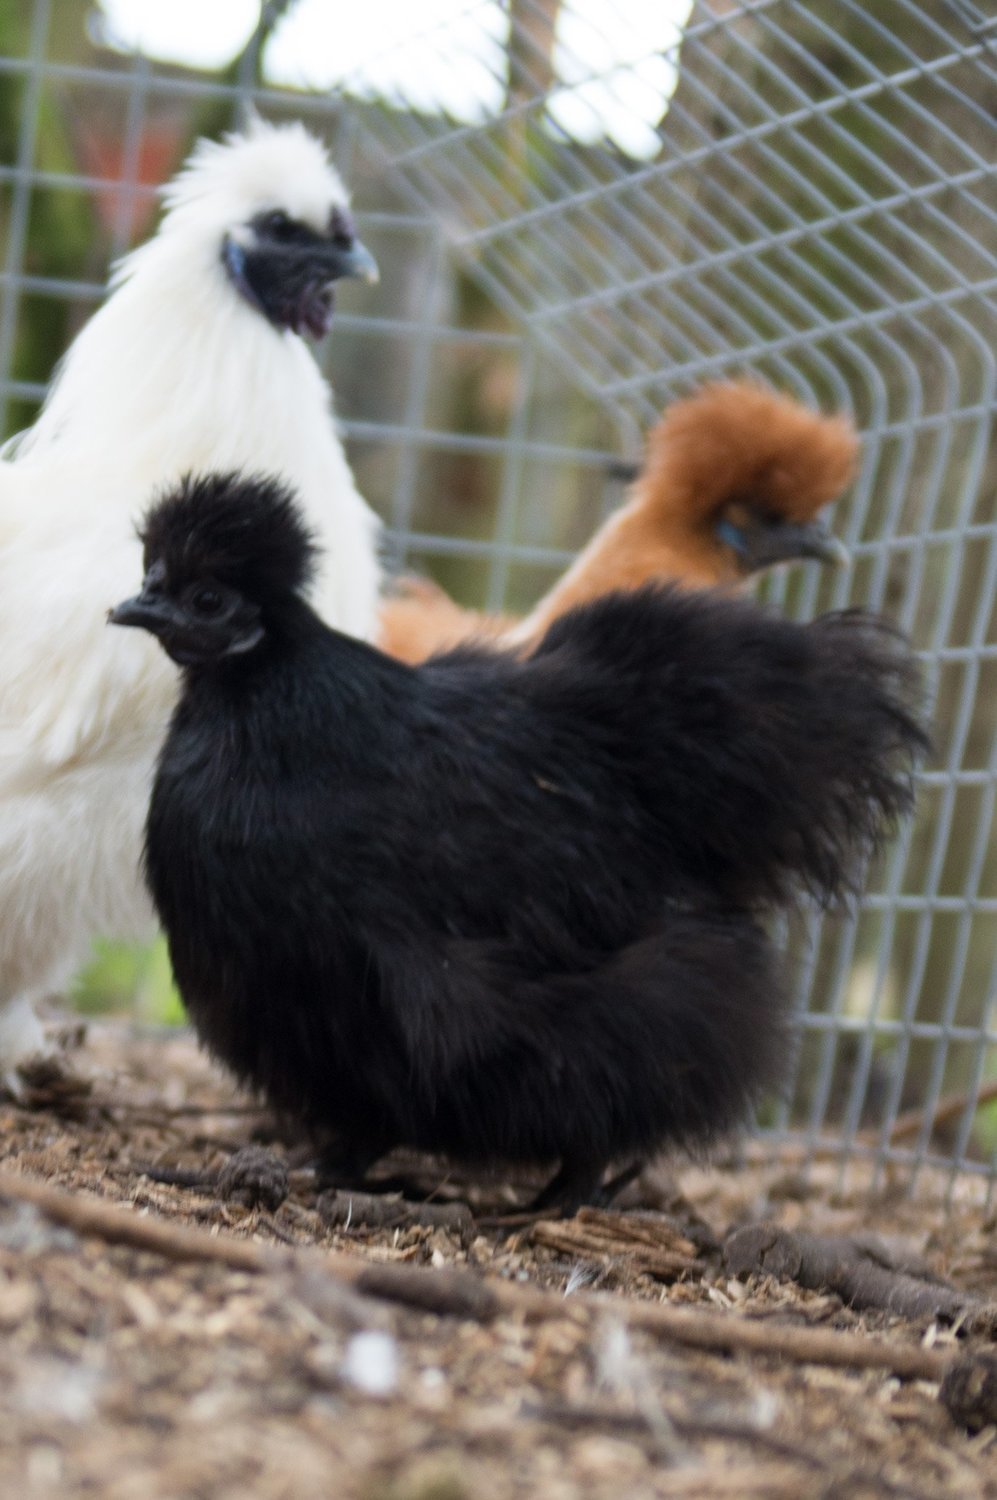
[110,473,928,1209]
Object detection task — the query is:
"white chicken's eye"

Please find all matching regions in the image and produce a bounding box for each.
[191,587,224,617]
[261,209,292,237]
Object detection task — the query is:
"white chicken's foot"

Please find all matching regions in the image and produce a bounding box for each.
[0,995,57,1100]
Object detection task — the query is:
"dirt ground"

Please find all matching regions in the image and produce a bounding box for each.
[0,1018,994,1500]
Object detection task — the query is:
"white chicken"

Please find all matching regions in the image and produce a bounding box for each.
[0,117,382,1087]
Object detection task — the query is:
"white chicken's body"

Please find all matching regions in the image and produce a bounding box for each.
[0,120,381,1083]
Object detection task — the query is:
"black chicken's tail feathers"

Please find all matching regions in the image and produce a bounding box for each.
[786,609,929,902]
[533,585,931,912]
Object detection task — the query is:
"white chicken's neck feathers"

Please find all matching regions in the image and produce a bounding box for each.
[14,235,332,475]
[0,117,381,776]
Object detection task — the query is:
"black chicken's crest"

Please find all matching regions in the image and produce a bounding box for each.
[140,472,317,604]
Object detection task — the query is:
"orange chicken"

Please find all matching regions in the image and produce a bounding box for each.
[377,380,858,664]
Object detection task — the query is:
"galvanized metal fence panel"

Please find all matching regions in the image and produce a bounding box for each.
[0,0,993,1197]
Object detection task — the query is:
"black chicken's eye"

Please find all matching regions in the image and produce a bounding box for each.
[191,588,224,617]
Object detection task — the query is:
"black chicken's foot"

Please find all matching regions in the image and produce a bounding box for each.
[136,1145,289,1212]
[591,1159,645,1206]
[528,1156,646,1218]
[314,1140,470,1205]
[313,1139,398,1193]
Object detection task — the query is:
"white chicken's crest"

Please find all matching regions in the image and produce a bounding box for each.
[155,116,350,244]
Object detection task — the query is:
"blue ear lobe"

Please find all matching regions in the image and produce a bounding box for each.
[221,235,266,317]
[222,235,246,281]
[715,518,748,555]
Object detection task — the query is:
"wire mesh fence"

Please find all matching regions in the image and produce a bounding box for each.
[0,0,994,1198]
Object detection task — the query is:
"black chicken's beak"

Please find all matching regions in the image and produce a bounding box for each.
[717,516,850,574]
[108,591,180,637]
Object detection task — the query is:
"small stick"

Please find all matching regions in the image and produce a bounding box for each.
[522,1397,827,1470]
[731,1079,997,1168]
[132,1162,218,1190]
[0,1168,485,1296]
[0,1170,953,1382]
[723,1223,987,1325]
[880,1079,997,1144]
[317,1187,474,1239]
[0,1169,280,1274]
[581,1294,952,1382]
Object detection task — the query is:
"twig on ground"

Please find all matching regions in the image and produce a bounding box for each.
[730,1080,997,1169]
[0,1169,957,1383]
[523,1399,955,1500]
[611,1298,952,1381]
[316,1187,474,1239]
[353,1261,500,1320]
[475,1208,550,1229]
[531,1207,702,1279]
[132,1162,219,1189]
[882,1079,997,1144]
[522,1396,826,1469]
[0,1168,279,1273]
[723,1222,991,1327]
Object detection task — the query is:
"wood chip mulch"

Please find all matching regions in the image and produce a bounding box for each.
[0,1018,994,1500]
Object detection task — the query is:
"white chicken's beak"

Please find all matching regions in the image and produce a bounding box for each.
[324,237,379,285]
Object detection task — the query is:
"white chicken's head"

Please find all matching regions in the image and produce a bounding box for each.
[157,116,378,339]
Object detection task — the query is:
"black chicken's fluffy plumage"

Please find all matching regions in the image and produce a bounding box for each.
[121,474,928,1207]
